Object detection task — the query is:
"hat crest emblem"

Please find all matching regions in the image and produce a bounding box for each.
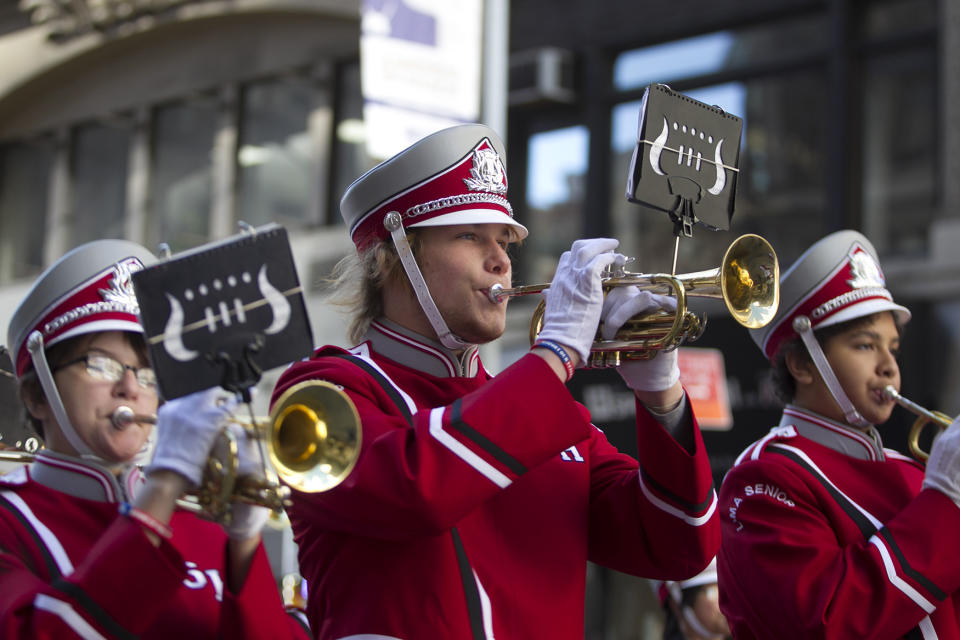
[99,259,143,308]
[847,249,884,289]
[463,146,507,195]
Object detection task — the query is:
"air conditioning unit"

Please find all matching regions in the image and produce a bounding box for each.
[509,47,576,107]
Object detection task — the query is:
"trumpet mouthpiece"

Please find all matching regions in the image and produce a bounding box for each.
[111,406,157,428]
[488,284,505,303]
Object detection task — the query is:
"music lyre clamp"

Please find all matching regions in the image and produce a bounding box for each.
[131,224,314,401]
[625,83,744,239]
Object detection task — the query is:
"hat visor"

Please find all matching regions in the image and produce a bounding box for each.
[46,319,145,351]
[815,298,911,331]
[407,209,529,240]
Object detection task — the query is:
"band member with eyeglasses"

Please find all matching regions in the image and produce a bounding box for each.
[0,240,310,638]
[271,124,720,639]
[717,230,960,638]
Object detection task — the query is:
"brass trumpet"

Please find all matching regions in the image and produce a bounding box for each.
[883,385,952,462]
[489,234,780,368]
[176,380,361,523]
[3,383,361,522]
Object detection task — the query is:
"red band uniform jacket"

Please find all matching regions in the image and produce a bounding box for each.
[273,318,720,640]
[718,405,960,639]
[0,451,311,639]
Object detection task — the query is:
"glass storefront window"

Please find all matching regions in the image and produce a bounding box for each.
[610,71,828,275]
[861,0,937,40]
[71,122,129,245]
[524,125,589,285]
[150,99,217,252]
[0,139,52,282]
[861,47,937,257]
[613,16,828,92]
[333,61,376,226]
[238,77,329,230]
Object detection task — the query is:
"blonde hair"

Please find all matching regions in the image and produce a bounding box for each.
[326,232,421,344]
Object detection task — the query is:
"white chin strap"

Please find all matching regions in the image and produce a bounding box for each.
[26,331,99,459]
[383,212,470,350]
[792,316,872,429]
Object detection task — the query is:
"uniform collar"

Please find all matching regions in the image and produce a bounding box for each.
[779,404,886,462]
[364,318,482,378]
[29,450,145,502]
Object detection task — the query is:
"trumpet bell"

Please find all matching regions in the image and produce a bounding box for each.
[717,234,780,329]
[267,380,362,493]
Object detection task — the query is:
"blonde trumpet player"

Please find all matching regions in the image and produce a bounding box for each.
[717,230,960,639]
[271,123,719,639]
[0,240,310,639]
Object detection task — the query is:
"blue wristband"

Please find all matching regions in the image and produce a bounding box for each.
[534,339,575,381]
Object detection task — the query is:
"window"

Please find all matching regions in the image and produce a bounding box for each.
[71,122,129,245]
[524,126,589,284]
[0,139,52,282]
[150,99,217,253]
[238,77,332,230]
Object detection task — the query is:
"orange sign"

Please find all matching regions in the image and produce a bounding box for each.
[677,347,732,430]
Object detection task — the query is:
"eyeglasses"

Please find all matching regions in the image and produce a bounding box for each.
[55,353,157,392]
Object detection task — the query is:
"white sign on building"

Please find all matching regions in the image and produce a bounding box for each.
[360,0,484,160]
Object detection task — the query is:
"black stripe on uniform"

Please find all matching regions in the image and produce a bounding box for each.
[332,354,413,425]
[769,443,942,636]
[449,400,526,477]
[877,527,947,601]
[52,578,137,640]
[451,527,486,640]
[639,468,715,516]
[767,445,877,539]
[0,493,62,580]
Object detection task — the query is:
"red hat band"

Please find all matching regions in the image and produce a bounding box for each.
[15,257,146,376]
[762,243,894,360]
[350,139,512,250]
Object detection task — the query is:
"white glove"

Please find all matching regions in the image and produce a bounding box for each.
[601,287,681,392]
[922,416,960,509]
[148,387,238,487]
[537,238,624,363]
[221,423,271,540]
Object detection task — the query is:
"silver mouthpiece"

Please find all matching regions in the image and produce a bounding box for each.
[111,406,157,428]
[487,283,505,303]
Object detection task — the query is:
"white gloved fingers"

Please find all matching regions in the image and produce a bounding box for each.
[222,503,271,540]
[567,237,619,267]
[600,289,677,340]
[922,416,960,509]
[617,348,680,392]
[148,386,239,486]
[537,238,624,363]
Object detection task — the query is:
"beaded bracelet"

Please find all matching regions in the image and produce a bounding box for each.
[534,339,575,382]
[119,502,173,540]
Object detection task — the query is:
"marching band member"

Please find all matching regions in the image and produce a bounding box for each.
[272,123,719,639]
[0,240,310,639]
[654,558,731,640]
[717,230,960,638]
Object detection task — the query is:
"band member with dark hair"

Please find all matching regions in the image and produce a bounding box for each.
[0,240,310,638]
[654,559,731,640]
[272,123,720,639]
[717,230,960,638]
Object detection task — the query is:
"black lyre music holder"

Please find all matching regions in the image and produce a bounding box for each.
[131,224,314,401]
[625,83,744,238]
